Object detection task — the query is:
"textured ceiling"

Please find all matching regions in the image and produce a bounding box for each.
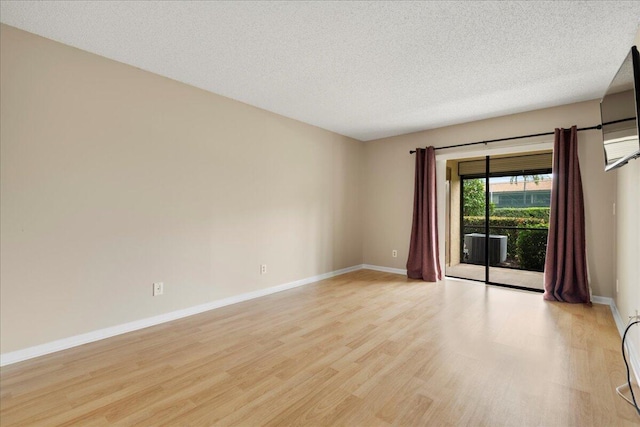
[1,1,639,141]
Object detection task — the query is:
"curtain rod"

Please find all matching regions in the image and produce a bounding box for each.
[408,117,634,154]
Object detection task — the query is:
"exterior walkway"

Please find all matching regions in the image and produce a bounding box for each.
[446,263,544,291]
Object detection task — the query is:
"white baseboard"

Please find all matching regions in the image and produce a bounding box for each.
[597,297,640,388]
[591,295,613,306]
[362,264,407,275]
[0,264,364,367]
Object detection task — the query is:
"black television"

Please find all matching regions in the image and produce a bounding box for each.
[600,45,640,172]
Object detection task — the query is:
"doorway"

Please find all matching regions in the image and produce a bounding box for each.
[445,151,552,291]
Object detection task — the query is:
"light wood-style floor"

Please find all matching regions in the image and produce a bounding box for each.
[1,270,638,426]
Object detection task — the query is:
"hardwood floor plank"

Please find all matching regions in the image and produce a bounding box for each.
[215,367,340,426]
[374,376,429,424]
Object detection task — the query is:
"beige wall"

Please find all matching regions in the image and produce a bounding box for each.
[0,25,363,353]
[612,28,640,379]
[615,158,640,364]
[363,100,616,298]
[446,160,461,266]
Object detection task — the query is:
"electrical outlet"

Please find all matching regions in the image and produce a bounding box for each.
[261,264,267,274]
[392,250,398,258]
[153,282,163,296]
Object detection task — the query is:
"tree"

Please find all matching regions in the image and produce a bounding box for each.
[463,179,493,216]
[510,174,548,205]
[509,174,543,185]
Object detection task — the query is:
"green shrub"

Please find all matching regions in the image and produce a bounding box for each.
[492,207,550,221]
[462,216,548,228]
[516,226,548,272]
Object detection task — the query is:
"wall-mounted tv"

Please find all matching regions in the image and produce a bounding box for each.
[600,45,640,172]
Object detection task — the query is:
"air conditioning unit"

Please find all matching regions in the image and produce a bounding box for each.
[463,233,507,266]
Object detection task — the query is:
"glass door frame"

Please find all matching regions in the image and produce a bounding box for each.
[447,155,550,293]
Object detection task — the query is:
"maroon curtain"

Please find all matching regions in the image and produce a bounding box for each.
[407,147,442,282]
[543,126,590,303]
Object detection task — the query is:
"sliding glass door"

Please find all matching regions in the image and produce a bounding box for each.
[445,152,552,291]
